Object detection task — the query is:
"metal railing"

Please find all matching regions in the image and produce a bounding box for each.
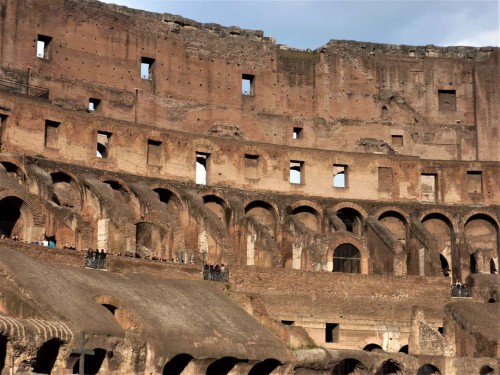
[451,285,471,297]
[203,269,229,282]
[0,78,49,99]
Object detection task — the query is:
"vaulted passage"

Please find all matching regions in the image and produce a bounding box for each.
[72,348,106,375]
[417,364,441,375]
[337,208,363,236]
[333,244,361,273]
[245,201,277,238]
[331,358,367,375]
[248,358,282,375]
[375,360,403,375]
[292,206,320,232]
[162,353,193,375]
[206,357,238,375]
[32,338,63,374]
[422,214,454,278]
[0,196,31,240]
[51,172,81,208]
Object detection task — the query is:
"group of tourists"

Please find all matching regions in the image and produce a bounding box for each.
[203,262,229,282]
[451,280,470,297]
[85,248,107,269]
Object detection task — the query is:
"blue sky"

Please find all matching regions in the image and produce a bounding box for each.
[100,0,499,49]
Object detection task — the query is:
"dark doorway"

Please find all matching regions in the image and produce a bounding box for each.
[439,254,450,277]
[331,358,367,375]
[163,353,193,375]
[32,339,63,374]
[363,343,382,352]
[0,336,7,373]
[480,365,495,375]
[333,244,361,273]
[399,345,409,354]
[375,360,403,375]
[206,357,238,375]
[470,253,477,273]
[417,364,441,375]
[72,348,106,374]
[0,196,24,238]
[248,358,282,375]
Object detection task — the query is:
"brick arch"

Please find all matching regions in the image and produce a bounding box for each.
[374,206,410,224]
[419,209,456,229]
[287,200,323,216]
[244,199,281,224]
[0,192,36,241]
[326,236,369,274]
[149,184,186,211]
[202,193,232,227]
[240,144,271,171]
[97,176,133,197]
[331,202,368,219]
[0,160,29,188]
[48,170,84,209]
[461,210,499,229]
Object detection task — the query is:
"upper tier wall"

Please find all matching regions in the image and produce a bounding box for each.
[0,0,498,161]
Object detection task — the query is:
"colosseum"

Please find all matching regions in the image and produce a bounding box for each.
[0,0,498,374]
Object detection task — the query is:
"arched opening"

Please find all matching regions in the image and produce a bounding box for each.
[333,244,361,273]
[292,206,320,232]
[0,196,32,240]
[153,188,181,217]
[490,259,497,274]
[248,358,282,375]
[378,211,407,246]
[72,348,106,375]
[363,343,383,352]
[51,172,81,208]
[488,298,496,303]
[102,303,117,316]
[245,201,277,239]
[470,253,478,273]
[0,162,25,185]
[206,357,238,375]
[465,215,498,275]
[381,106,389,119]
[135,222,163,258]
[32,338,63,374]
[399,345,409,354]
[480,365,495,375]
[203,195,230,226]
[0,336,7,373]
[103,180,130,204]
[440,254,450,277]
[422,214,453,278]
[375,360,403,375]
[331,358,367,375]
[337,208,363,237]
[163,353,193,375]
[417,364,441,375]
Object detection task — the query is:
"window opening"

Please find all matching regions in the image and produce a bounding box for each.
[141,57,155,80]
[44,120,60,149]
[96,131,111,158]
[333,164,347,188]
[466,171,482,193]
[196,152,210,185]
[325,323,339,343]
[421,174,437,203]
[391,135,403,146]
[245,154,259,179]
[290,160,303,184]
[438,89,456,111]
[242,74,254,96]
[333,244,361,273]
[88,98,101,111]
[37,35,52,59]
[147,139,162,167]
[292,127,303,139]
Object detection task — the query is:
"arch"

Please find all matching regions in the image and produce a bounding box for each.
[288,200,323,216]
[333,244,361,273]
[480,365,495,375]
[399,345,409,354]
[102,179,131,204]
[0,161,27,185]
[206,357,238,375]
[72,348,106,374]
[363,343,383,352]
[465,214,498,274]
[153,187,183,215]
[331,202,368,219]
[375,206,409,223]
[292,205,321,232]
[248,358,282,375]
[203,195,231,226]
[0,195,34,241]
[135,221,163,257]
[422,213,454,278]
[462,211,500,228]
[378,210,408,245]
[32,338,63,374]
[375,360,403,375]
[245,200,278,238]
[163,353,193,375]
[336,207,364,237]
[51,171,82,209]
[417,364,441,375]
[331,358,367,375]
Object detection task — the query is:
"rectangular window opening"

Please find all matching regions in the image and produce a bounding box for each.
[325,323,339,343]
[466,171,482,194]
[97,131,112,158]
[245,154,259,180]
[293,127,303,140]
[333,164,347,188]
[44,120,60,149]
[88,98,101,111]
[37,35,52,59]
[242,74,254,96]
[196,152,210,185]
[290,160,303,185]
[421,173,437,203]
[141,57,155,80]
[147,139,162,167]
[438,89,456,111]
[391,135,403,147]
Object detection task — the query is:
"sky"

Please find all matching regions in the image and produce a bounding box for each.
[100,0,499,50]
